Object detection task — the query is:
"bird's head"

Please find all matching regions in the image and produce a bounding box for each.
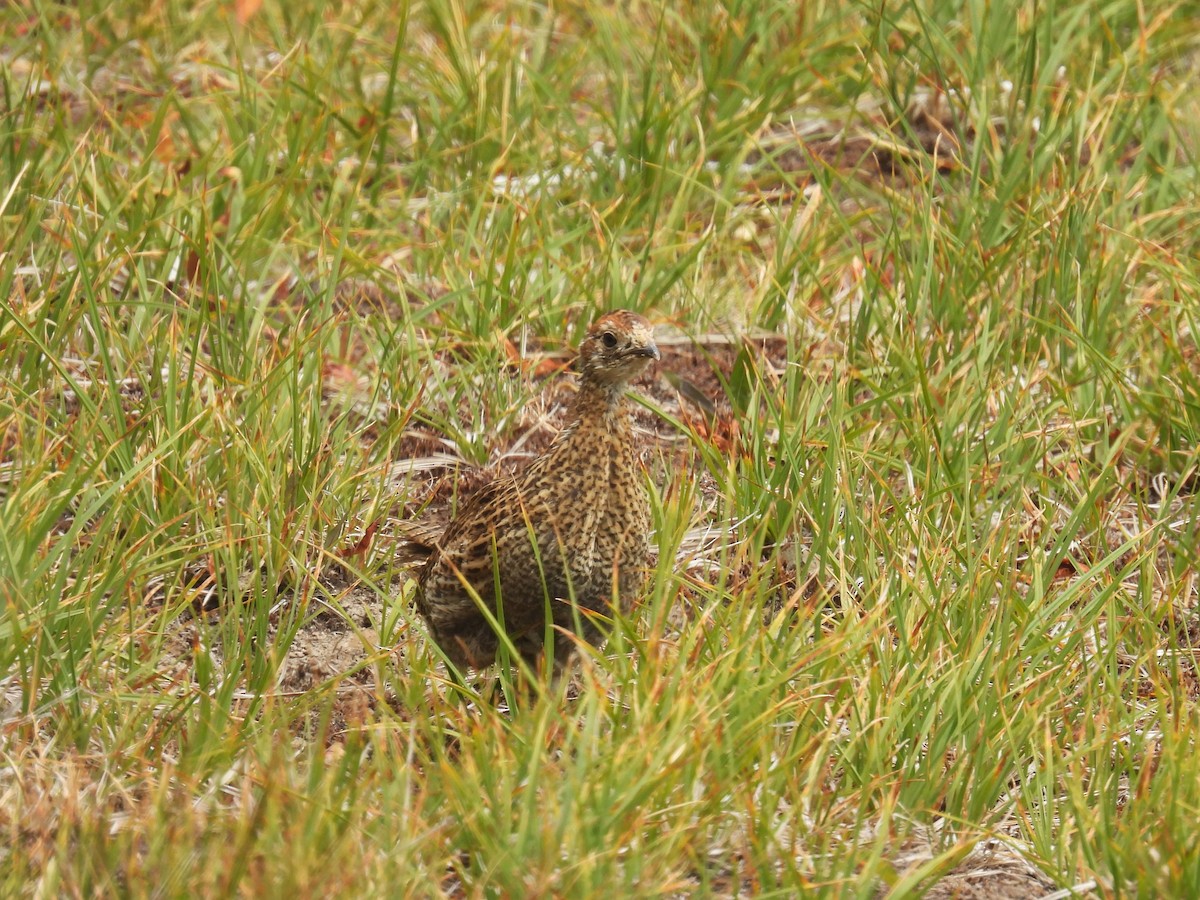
[577,310,660,390]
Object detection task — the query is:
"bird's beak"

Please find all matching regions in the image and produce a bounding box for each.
[632,342,660,361]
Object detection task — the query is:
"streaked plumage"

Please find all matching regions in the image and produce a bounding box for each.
[412,310,659,672]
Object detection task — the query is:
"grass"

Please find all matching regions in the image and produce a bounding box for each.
[2,0,1200,895]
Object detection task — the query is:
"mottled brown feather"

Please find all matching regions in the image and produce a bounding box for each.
[413,310,658,671]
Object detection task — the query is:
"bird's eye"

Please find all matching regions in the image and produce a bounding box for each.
[601,331,618,349]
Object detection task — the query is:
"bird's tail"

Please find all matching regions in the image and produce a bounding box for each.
[393,520,441,565]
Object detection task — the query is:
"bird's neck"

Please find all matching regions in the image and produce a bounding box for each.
[570,380,630,428]
[545,380,634,453]
[541,378,637,475]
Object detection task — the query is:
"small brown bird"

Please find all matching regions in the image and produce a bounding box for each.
[411,310,659,673]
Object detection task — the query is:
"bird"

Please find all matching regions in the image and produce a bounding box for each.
[407,309,660,675]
